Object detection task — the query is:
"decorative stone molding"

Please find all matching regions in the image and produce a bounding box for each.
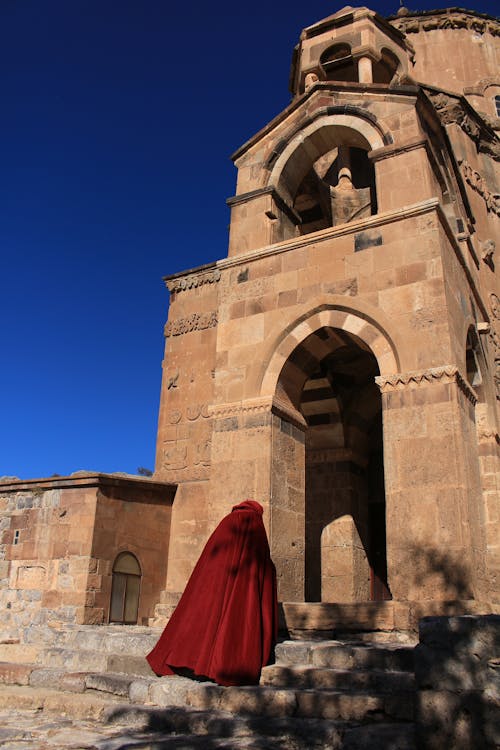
[477,429,500,444]
[208,397,273,420]
[480,239,496,267]
[392,11,500,38]
[426,91,500,161]
[459,161,500,216]
[488,296,500,400]
[375,365,477,404]
[208,395,307,430]
[464,77,500,97]
[165,268,221,294]
[164,311,218,338]
[490,293,500,320]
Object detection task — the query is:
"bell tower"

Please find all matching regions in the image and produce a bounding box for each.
[154,6,499,626]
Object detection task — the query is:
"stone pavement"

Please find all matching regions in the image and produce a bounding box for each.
[0,704,283,750]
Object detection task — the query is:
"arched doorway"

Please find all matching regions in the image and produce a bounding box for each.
[275,325,391,603]
[110,552,142,624]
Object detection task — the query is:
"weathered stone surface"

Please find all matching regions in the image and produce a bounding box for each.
[0,661,33,685]
[85,672,133,697]
[149,675,198,707]
[415,615,500,749]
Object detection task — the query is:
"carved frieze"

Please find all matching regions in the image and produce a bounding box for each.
[393,12,500,38]
[165,269,221,294]
[427,92,500,161]
[164,311,218,338]
[375,365,477,404]
[459,161,500,216]
[208,397,273,420]
[488,296,500,400]
[167,405,210,423]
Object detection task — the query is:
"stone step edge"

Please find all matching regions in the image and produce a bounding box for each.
[0,662,415,721]
[0,684,415,748]
[0,660,415,687]
[261,664,416,688]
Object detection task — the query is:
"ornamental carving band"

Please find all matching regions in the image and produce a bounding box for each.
[166,269,221,294]
[164,311,218,337]
[393,13,500,38]
[459,161,500,216]
[375,366,477,404]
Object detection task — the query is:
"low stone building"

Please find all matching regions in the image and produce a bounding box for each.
[1,5,499,640]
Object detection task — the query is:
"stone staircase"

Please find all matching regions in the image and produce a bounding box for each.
[0,615,418,748]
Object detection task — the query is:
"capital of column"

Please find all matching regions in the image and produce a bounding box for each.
[375,365,477,405]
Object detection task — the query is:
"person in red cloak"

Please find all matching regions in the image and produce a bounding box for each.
[146,500,278,687]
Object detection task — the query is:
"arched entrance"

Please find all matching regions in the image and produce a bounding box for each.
[274,325,391,603]
[109,551,142,624]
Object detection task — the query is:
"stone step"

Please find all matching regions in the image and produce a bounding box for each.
[261,664,415,692]
[0,684,123,720]
[37,647,155,677]
[61,624,160,655]
[0,660,415,722]
[105,703,416,749]
[39,647,109,672]
[189,683,415,722]
[275,639,415,672]
[282,601,399,638]
[0,690,416,749]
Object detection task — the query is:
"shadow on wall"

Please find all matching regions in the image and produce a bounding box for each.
[414,614,499,750]
[406,543,474,601]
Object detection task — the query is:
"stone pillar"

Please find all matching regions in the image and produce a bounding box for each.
[415,615,500,749]
[376,366,483,604]
[358,56,373,83]
[337,146,353,191]
[270,412,305,602]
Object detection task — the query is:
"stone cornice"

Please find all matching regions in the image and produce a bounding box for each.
[220,198,440,270]
[391,9,500,38]
[165,268,221,294]
[208,397,273,419]
[375,365,477,404]
[226,186,301,225]
[208,396,307,430]
[0,472,177,498]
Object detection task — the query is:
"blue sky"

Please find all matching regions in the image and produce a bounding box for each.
[1,0,496,479]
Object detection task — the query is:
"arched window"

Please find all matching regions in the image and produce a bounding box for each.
[294,145,377,235]
[495,95,500,117]
[320,43,357,82]
[372,48,400,84]
[110,552,142,624]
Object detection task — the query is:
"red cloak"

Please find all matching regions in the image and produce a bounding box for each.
[146,500,278,687]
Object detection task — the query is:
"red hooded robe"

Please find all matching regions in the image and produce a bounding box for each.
[146,500,278,687]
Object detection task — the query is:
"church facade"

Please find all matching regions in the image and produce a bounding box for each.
[1,6,499,638]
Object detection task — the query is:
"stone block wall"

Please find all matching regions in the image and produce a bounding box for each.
[415,615,500,749]
[0,474,175,642]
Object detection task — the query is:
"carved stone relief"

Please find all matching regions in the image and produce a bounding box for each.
[165,269,221,294]
[393,12,500,38]
[459,161,500,216]
[489,294,500,400]
[480,239,496,268]
[427,92,500,160]
[164,312,218,338]
[375,365,477,404]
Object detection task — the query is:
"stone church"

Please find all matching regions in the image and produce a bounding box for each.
[1,5,499,645]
